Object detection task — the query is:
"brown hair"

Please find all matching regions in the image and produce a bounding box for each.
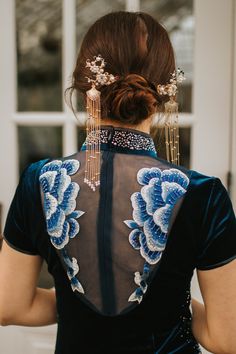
[66,11,175,125]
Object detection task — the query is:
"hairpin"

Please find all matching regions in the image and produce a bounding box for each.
[84,54,118,191]
[157,68,186,165]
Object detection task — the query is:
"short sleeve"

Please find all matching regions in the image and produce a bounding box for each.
[2,160,49,255]
[196,177,236,270]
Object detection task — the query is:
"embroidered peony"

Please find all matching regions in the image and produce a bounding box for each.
[124,167,189,303]
[39,159,85,249]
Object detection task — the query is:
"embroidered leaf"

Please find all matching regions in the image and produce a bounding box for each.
[128,287,143,304]
[71,277,85,294]
[128,229,141,250]
[124,220,139,229]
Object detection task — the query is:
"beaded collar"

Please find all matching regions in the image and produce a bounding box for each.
[81,125,157,158]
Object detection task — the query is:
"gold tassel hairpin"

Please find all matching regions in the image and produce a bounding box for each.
[84,54,117,191]
[157,69,185,165]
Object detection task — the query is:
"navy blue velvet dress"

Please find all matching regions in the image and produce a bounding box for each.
[3,125,236,354]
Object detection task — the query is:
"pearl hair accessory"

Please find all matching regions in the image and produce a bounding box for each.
[157,68,185,97]
[85,54,117,87]
[156,68,186,165]
[84,54,119,191]
[83,53,186,190]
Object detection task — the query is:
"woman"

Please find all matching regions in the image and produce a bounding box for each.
[0,11,236,354]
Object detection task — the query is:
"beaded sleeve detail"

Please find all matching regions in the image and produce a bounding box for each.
[124,167,189,303]
[39,159,85,293]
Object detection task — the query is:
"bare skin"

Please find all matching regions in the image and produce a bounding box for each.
[0,240,57,326]
[0,118,236,353]
[100,115,154,134]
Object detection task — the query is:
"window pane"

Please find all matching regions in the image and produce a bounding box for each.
[76,0,126,111]
[140,0,194,113]
[18,126,63,173]
[18,125,63,288]
[76,0,126,50]
[16,0,62,111]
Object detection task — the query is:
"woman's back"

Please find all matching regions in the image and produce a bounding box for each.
[3,125,232,353]
[1,10,236,354]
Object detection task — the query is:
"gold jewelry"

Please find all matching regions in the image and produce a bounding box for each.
[84,54,117,191]
[157,69,185,165]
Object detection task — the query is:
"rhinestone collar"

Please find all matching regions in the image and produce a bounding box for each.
[81,125,157,158]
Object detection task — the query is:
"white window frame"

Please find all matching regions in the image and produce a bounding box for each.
[0,1,235,353]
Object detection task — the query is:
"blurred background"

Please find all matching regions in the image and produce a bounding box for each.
[0,0,236,353]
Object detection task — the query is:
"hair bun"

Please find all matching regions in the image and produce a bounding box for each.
[103,74,158,124]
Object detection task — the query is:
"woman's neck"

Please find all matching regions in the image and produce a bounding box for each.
[100,117,152,134]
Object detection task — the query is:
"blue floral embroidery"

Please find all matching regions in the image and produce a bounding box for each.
[39,159,85,293]
[124,167,189,303]
[39,159,85,249]
[62,248,85,293]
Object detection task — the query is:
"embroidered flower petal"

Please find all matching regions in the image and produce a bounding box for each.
[47,207,65,235]
[68,218,80,238]
[143,218,167,251]
[139,232,163,264]
[137,167,161,185]
[61,182,80,215]
[56,169,71,203]
[128,229,141,250]
[153,204,173,234]
[61,159,80,175]
[141,178,165,215]
[50,234,69,249]
[161,181,187,205]
[161,168,189,189]
[50,221,69,247]
[41,160,62,174]
[39,171,57,193]
[131,192,149,226]
[44,192,58,219]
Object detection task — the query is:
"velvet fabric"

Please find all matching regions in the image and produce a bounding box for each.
[3,126,236,354]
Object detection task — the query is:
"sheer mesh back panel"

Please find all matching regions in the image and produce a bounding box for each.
[40,151,185,316]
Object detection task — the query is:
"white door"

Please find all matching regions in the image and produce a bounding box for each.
[0,1,235,353]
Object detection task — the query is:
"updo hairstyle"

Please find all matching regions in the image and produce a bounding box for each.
[66,11,175,125]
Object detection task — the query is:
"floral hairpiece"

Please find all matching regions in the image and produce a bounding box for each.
[156,68,186,166]
[84,54,119,191]
[157,68,185,97]
[84,54,186,191]
[85,54,118,87]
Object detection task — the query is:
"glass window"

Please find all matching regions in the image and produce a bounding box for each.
[16,0,62,111]
[76,0,126,111]
[18,126,63,174]
[140,0,194,113]
[76,0,126,50]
